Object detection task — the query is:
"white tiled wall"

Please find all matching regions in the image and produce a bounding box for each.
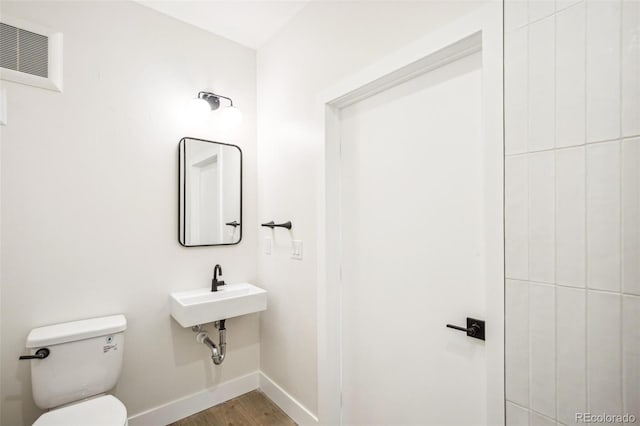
[504,0,640,424]
[586,0,621,142]
[586,141,621,291]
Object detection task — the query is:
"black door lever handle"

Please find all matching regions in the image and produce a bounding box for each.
[446,318,485,341]
[446,324,473,332]
[19,348,50,360]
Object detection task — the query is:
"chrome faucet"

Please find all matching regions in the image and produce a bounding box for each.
[211,264,225,292]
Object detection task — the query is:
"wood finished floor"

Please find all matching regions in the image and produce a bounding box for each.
[168,390,297,426]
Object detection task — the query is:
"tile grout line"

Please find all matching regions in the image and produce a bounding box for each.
[502,5,507,422]
[502,3,517,420]
[584,0,590,414]
[552,7,559,421]
[520,279,636,297]
[618,0,625,416]
[508,398,559,423]
[505,134,640,158]
[527,277,534,425]
[525,5,532,418]
[527,170,533,420]
[525,0,530,161]
[505,278,640,297]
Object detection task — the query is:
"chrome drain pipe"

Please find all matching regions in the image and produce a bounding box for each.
[194,320,226,365]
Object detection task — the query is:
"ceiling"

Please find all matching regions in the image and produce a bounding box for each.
[135,0,309,49]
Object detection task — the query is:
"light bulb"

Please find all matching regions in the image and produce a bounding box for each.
[220,105,242,128]
[187,97,210,121]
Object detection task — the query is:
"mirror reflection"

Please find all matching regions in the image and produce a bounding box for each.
[179,137,242,246]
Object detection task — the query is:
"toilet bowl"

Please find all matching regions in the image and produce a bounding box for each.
[21,315,128,426]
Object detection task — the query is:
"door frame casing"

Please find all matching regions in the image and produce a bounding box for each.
[316,3,504,425]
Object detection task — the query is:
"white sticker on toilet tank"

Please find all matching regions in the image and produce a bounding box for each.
[103,344,118,353]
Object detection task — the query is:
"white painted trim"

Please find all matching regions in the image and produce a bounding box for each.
[0,16,63,92]
[127,371,259,426]
[259,372,319,426]
[0,15,53,38]
[326,32,482,110]
[0,87,7,126]
[316,3,504,425]
[126,371,317,426]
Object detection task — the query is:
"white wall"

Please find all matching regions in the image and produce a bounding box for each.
[256,1,488,419]
[504,0,640,424]
[0,2,257,425]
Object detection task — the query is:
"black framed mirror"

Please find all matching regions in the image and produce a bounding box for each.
[179,137,242,246]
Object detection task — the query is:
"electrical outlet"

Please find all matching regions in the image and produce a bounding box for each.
[291,240,303,260]
[264,237,272,255]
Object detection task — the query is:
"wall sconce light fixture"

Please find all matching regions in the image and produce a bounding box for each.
[189,91,242,127]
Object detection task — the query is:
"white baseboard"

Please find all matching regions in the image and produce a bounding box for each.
[127,371,259,426]
[126,371,318,426]
[259,372,319,426]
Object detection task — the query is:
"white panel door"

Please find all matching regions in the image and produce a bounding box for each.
[340,51,487,425]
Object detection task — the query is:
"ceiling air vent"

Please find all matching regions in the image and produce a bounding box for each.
[0,16,62,91]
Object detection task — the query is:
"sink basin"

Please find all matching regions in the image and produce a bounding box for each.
[170,283,267,327]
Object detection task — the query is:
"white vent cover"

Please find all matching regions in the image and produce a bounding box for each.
[1,22,48,77]
[0,16,62,91]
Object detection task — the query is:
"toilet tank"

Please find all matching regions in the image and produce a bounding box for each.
[25,315,127,409]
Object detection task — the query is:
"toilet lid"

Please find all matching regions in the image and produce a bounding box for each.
[33,395,127,426]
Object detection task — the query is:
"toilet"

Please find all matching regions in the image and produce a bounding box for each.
[21,315,128,426]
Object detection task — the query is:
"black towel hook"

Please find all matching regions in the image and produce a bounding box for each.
[261,221,292,230]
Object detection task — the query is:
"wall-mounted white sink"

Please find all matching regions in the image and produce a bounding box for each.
[170,283,267,327]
